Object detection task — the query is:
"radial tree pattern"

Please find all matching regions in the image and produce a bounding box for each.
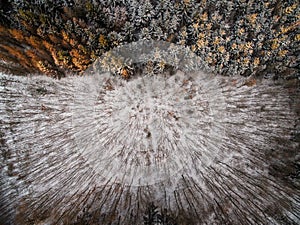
[0,54,299,224]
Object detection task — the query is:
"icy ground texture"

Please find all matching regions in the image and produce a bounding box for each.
[0,72,299,225]
[72,71,225,186]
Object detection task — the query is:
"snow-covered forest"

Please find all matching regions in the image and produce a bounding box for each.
[0,1,299,225]
[0,0,299,78]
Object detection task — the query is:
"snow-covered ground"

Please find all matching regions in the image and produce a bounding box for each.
[0,69,299,224]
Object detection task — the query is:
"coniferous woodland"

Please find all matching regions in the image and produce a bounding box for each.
[0,0,299,79]
[0,1,300,225]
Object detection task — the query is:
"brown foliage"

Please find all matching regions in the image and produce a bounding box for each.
[8,29,25,42]
[70,48,91,71]
[1,45,32,69]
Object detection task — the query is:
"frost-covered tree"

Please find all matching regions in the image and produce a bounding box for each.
[0,1,299,225]
[0,0,298,78]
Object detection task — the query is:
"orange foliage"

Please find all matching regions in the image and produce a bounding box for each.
[1,45,32,68]
[70,48,90,70]
[42,40,54,52]
[8,29,25,41]
[61,30,70,42]
[25,49,41,68]
[69,38,77,47]
[0,25,6,33]
[99,34,108,48]
[60,30,72,48]
[0,50,19,63]
[26,36,43,50]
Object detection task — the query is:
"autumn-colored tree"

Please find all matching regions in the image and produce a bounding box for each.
[0,0,298,79]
